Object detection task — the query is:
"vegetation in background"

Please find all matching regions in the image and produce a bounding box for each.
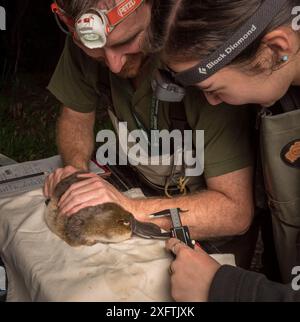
[0,74,59,162]
[0,73,111,162]
[0,1,111,162]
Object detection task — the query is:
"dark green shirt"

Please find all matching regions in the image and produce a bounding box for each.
[48,36,254,179]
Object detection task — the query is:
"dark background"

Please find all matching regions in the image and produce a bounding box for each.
[0,0,68,161]
[0,0,65,76]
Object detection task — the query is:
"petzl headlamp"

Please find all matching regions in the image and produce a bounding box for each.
[51,0,144,49]
[152,0,288,102]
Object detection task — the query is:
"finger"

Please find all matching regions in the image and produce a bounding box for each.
[52,171,65,196]
[59,183,103,210]
[56,166,77,183]
[171,241,190,256]
[45,173,55,198]
[51,172,62,191]
[172,242,185,256]
[59,189,100,215]
[165,238,181,251]
[58,177,100,205]
[168,263,175,275]
[64,165,78,173]
[64,197,110,217]
[77,173,109,188]
[76,173,98,179]
[44,167,69,198]
[194,242,203,253]
[75,173,108,188]
[59,187,114,215]
[43,176,50,197]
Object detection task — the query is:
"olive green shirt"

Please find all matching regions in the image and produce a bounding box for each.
[48,36,253,179]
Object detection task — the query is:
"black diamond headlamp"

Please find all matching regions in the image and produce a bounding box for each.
[152,0,288,102]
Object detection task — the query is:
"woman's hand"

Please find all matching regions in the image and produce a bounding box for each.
[166,238,221,302]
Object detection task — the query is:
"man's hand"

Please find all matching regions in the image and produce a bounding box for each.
[166,238,221,302]
[57,173,132,216]
[43,166,79,198]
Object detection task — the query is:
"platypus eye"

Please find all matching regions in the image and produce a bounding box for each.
[118,219,131,226]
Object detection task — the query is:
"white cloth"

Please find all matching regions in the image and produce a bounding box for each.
[0,266,5,291]
[0,189,235,302]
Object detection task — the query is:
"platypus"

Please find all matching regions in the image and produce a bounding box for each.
[45,172,169,247]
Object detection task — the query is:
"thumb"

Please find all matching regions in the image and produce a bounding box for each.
[194,242,205,253]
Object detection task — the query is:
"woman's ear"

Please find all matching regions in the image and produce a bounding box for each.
[262,26,299,61]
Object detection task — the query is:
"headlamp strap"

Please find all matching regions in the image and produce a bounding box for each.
[51,2,75,28]
[51,2,61,15]
[175,0,288,86]
[51,0,144,34]
[106,0,144,27]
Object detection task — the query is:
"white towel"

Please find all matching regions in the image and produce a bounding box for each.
[0,189,235,302]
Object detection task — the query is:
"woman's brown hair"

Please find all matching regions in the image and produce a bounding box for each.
[148,0,300,71]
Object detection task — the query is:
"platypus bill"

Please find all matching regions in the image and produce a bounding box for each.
[44,172,170,247]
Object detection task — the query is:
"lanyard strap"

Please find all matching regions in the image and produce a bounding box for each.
[150,96,159,131]
[131,95,160,146]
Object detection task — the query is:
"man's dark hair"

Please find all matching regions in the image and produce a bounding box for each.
[56,0,101,17]
[148,0,299,72]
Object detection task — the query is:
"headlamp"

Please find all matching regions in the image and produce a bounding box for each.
[51,0,144,49]
[75,10,109,49]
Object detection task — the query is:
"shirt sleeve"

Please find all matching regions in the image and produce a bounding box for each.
[209,265,300,302]
[47,36,109,113]
[184,89,254,178]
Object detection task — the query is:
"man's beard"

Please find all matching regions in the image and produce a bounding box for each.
[116,52,147,79]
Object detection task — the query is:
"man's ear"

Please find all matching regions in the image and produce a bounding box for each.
[262,26,299,60]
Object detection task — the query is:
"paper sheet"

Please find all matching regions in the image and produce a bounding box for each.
[0,154,17,167]
[0,266,5,291]
[0,155,106,199]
